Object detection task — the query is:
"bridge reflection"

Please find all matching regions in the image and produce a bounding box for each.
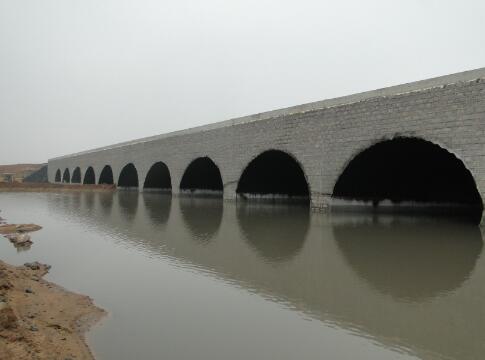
[333,214,482,301]
[49,192,485,360]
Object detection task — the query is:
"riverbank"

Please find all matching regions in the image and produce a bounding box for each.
[0,182,115,192]
[0,259,105,359]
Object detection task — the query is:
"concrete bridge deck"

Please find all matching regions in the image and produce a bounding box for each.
[48,67,485,224]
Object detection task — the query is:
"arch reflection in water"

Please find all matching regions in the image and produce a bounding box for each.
[179,197,223,244]
[142,193,172,226]
[333,214,483,302]
[98,192,114,216]
[117,191,140,222]
[236,203,310,263]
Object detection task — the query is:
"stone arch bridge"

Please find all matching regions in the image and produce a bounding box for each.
[48,68,485,225]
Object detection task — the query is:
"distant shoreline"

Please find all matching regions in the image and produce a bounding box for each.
[0,182,115,192]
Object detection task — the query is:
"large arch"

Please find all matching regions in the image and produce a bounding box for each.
[236,150,310,203]
[55,169,61,182]
[143,162,172,192]
[118,163,139,189]
[180,157,223,195]
[332,137,484,223]
[71,167,81,183]
[62,168,70,183]
[83,167,96,184]
[98,165,114,185]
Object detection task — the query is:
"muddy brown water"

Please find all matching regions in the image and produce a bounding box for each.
[0,192,484,360]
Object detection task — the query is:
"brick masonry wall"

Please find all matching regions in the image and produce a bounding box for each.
[48,69,485,225]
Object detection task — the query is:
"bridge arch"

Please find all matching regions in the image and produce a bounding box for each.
[55,169,61,182]
[236,150,310,203]
[143,162,172,192]
[98,165,114,185]
[118,163,139,189]
[180,157,223,195]
[62,168,70,183]
[83,167,96,184]
[71,167,81,183]
[332,136,484,223]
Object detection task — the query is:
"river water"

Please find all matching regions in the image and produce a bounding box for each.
[0,192,484,360]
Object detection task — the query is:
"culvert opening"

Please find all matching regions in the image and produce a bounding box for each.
[99,165,114,185]
[180,157,223,196]
[62,169,70,183]
[83,167,95,184]
[55,169,61,182]
[118,163,139,189]
[71,167,81,183]
[236,150,310,204]
[332,137,483,223]
[144,162,172,192]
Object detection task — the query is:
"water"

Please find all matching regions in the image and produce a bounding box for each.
[0,192,484,360]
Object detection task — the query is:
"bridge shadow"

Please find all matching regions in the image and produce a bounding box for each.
[332,213,483,302]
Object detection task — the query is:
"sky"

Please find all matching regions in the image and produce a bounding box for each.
[1,0,485,164]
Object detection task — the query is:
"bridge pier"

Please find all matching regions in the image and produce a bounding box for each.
[223,182,237,201]
[310,192,332,212]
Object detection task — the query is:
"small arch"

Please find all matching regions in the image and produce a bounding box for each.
[98,165,114,185]
[180,157,223,196]
[118,163,139,189]
[55,169,61,182]
[62,168,70,183]
[236,150,310,203]
[83,167,96,184]
[71,167,81,183]
[143,162,172,192]
[332,137,483,223]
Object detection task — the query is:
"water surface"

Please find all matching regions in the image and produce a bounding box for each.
[0,192,484,360]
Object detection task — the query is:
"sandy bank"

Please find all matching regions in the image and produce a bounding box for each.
[0,260,106,359]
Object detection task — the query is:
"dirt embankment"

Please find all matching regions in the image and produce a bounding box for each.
[0,260,106,360]
[0,182,115,192]
[0,213,106,359]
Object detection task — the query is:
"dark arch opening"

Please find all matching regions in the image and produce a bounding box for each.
[236,150,310,203]
[333,137,483,223]
[83,167,95,184]
[55,169,61,182]
[143,162,172,192]
[98,165,114,185]
[62,168,70,183]
[71,167,81,183]
[180,157,223,195]
[118,163,139,189]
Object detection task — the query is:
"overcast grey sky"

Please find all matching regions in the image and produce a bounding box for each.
[1,0,485,164]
